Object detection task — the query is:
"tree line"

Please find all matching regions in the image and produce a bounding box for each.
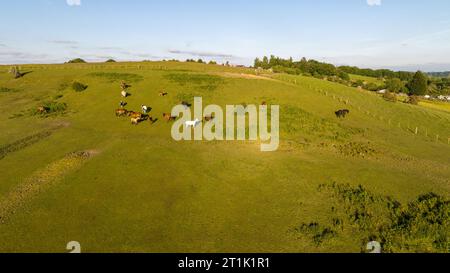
[254,56,450,96]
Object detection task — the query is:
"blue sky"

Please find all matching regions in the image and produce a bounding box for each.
[1,0,450,71]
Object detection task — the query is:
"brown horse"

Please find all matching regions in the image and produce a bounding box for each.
[335,109,350,118]
[129,111,143,119]
[115,108,128,117]
[162,113,177,122]
[204,114,215,122]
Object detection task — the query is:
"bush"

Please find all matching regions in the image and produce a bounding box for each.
[301,183,450,253]
[382,91,397,103]
[67,58,86,64]
[105,59,116,63]
[72,81,88,92]
[35,101,67,116]
[407,95,419,105]
[365,82,379,91]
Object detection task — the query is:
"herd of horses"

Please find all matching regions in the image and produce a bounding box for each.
[115,81,350,126]
[115,81,213,126]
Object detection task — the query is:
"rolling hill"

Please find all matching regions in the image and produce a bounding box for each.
[0,61,449,253]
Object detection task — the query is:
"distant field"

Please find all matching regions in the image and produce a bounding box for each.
[419,100,450,113]
[0,62,449,253]
[349,74,385,85]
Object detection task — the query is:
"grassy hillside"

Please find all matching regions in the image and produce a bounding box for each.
[0,62,449,253]
[349,74,385,85]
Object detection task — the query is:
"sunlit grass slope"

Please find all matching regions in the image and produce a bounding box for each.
[0,62,449,252]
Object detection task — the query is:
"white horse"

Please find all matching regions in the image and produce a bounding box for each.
[185,119,201,128]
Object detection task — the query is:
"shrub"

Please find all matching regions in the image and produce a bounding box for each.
[34,101,67,117]
[365,82,379,91]
[407,95,419,105]
[105,59,116,63]
[382,91,397,103]
[72,81,88,92]
[300,183,450,252]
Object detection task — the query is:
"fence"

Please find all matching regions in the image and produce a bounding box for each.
[283,77,450,145]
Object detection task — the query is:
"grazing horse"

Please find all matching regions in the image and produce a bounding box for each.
[115,108,128,117]
[180,101,192,108]
[335,109,350,118]
[129,111,143,119]
[204,114,215,122]
[159,92,168,97]
[121,90,128,98]
[185,119,201,128]
[141,105,151,114]
[38,106,48,114]
[119,101,127,108]
[131,117,142,125]
[162,113,177,122]
[120,81,131,90]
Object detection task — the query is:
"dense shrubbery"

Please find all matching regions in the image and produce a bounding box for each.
[254,56,348,80]
[382,91,397,103]
[254,55,450,96]
[41,101,67,113]
[407,95,419,105]
[296,183,449,252]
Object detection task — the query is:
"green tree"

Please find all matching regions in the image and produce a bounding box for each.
[408,71,428,96]
[67,58,86,64]
[386,78,404,93]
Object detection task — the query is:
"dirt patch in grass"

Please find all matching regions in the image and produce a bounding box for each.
[0,150,99,223]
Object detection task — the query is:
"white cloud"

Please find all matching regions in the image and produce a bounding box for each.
[367,0,381,6]
[66,0,81,6]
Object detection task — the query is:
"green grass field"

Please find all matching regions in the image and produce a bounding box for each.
[419,100,450,113]
[349,74,385,85]
[0,62,449,253]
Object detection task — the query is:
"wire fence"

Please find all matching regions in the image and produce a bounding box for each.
[283,78,450,145]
